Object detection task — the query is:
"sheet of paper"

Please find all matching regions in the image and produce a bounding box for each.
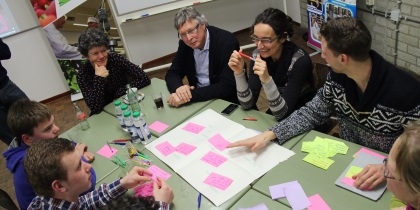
[208,134,231,151]
[155,141,176,157]
[148,165,171,180]
[182,122,205,134]
[203,172,233,190]
[201,151,228,167]
[354,147,386,159]
[345,166,363,178]
[341,177,355,186]
[284,181,311,210]
[134,182,154,197]
[239,203,269,210]
[149,121,169,133]
[97,145,118,158]
[307,194,331,210]
[175,142,197,155]
[303,153,334,170]
[269,182,290,199]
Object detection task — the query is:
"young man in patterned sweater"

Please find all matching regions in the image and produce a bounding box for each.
[228,18,420,191]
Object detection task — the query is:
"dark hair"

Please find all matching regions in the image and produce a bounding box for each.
[251,8,294,39]
[320,17,371,61]
[7,99,51,143]
[100,194,160,210]
[78,28,109,56]
[24,137,74,198]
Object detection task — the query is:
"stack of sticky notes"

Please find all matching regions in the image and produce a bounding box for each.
[301,136,349,170]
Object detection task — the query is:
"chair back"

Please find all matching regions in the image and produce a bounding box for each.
[313,62,331,90]
[0,188,19,210]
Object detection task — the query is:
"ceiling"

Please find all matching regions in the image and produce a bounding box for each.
[62,0,118,34]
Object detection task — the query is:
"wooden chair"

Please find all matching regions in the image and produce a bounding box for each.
[0,188,18,210]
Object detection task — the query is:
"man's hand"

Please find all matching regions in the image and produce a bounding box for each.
[167,93,186,107]
[228,50,245,75]
[82,151,95,163]
[75,143,87,156]
[352,163,385,190]
[153,177,174,204]
[227,130,276,152]
[252,54,271,84]
[120,166,152,189]
[94,63,109,78]
[175,85,195,102]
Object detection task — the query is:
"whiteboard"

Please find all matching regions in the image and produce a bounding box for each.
[114,0,179,16]
[0,0,39,38]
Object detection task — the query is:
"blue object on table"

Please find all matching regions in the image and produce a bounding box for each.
[197,193,202,210]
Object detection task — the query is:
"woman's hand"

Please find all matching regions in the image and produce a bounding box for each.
[228,50,245,75]
[252,54,271,84]
[94,63,109,78]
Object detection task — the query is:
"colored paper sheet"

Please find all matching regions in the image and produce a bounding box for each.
[269,182,290,199]
[311,141,330,158]
[341,177,355,186]
[200,151,228,167]
[97,145,118,158]
[307,194,331,210]
[303,153,334,170]
[155,141,176,157]
[175,142,197,155]
[148,165,171,181]
[354,148,386,159]
[238,203,269,210]
[149,121,169,133]
[345,165,363,178]
[203,172,233,190]
[134,182,154,197]
[182,122,205,134]
[208,134,230,151]
[301,141,315,153]
[284,181,311,210]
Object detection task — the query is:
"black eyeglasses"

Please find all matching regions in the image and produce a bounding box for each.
[178,23,200,40]
[383,158,396,180]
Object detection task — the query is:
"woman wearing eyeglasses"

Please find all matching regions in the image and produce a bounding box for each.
[385,120,420,210]
[77,29,150,115]
[228,8,315,121]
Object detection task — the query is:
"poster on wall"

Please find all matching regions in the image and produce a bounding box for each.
[58,59,87,101]
[307,0,356,51]
[30,0,86,27]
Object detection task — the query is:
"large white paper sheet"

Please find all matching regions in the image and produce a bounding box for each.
[146,109,295,206]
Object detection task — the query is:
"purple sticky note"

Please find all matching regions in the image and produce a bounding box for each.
[307,194,331,210]
[148,165,171,181]
[203,172,233,190]
[341,177,355,186]
[134,182,154,197]
[239,203,269,210]
[284,181,311,210]
[208,134,231,151]
[149,121,169,133]
[200,151,228,167]
[97,145,118,158]
[269,182,293,199]
[155,141,176,156]
[182,122,205,134]
[175,143,197,155]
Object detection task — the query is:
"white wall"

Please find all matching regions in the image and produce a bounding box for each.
[286,0,301,23]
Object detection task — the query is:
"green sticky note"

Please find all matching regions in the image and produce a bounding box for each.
[311,141,330,158]
[345,165,363,178]
[303,153,335,170]
[301,141,314,153]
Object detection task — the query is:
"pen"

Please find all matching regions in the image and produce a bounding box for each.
[107,142,114,153]
[238,51,255,61]
[197,193,202,210]
[112,138,131,142]
[242,117,257,121]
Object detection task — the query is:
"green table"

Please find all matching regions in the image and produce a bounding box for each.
[252,130,391,210]
[193,99,306,149]
[103,78,214,137]
[229,189,290,210]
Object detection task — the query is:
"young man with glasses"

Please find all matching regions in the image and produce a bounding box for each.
[77,29,150,115]
[165,7,239,107]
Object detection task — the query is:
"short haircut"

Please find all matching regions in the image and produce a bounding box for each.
[251,8,294,39]
[320,17,371,61]
[394,120,420,195]
[78,28,109,56]
[173,6,207,30]
[24,137,74,198]
[100,194,159,210]
[7,99,52,144]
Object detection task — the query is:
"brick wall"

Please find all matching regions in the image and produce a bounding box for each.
[299,0,420,75]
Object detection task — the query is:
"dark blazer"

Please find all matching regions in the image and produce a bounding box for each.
[165,25,239,103]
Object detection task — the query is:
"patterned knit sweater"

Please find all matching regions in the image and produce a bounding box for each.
[270,50,420,153]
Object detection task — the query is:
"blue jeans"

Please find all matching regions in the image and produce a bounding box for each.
[0,80,28,145]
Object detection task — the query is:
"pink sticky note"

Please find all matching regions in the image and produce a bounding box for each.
[208,134,231,151]
[308,194,331,210]
[148,165,171,181]
[96,145,118,158]
[149,121,169,133]
[341,177,355,186]
[134,182,154,197]
[203,172,233,190]
[182,122,205,134]
[354,148,386,159]
[201,151,228,167]
[155,141,176,156]
[175,143,197,155]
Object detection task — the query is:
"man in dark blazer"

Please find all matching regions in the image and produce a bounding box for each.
[165,6,239,107]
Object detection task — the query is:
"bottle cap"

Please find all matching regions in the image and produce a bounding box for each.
[121,104,128,110]
[123,110,131,117]
[132,111,140,118]
[77,112,86,120]
[114,99,121,106]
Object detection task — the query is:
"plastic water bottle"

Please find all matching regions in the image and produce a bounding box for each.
[73,102,90,130]
[123,110,141,143]
[126,84,141,112]
[132,111,152,144]
[114,99,127,131]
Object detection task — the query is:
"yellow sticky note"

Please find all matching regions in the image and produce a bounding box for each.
[301,141,314,153]
[311,141,330,158]
[345,165,363,178]
[303,153,335,170]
